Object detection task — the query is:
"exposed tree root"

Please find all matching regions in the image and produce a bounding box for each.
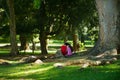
[53,51,120,68]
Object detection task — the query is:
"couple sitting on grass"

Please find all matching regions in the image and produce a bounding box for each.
[61,42,74,57]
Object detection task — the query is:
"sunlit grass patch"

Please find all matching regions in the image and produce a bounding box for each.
[0,63,53,79]
[0,60,120,80]
[0,49,10,53]
[9,66,53,77]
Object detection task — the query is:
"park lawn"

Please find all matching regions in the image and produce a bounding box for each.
[0,60,120,80]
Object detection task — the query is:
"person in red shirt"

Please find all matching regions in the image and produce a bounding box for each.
[61,43,73,56]
[61,45,67,56]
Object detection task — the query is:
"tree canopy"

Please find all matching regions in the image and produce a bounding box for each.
[0,0,99,55]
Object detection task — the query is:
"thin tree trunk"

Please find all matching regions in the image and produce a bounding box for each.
[38,0,48,55]
[73,28,80,52]
[89,0,119,55]
[7,0,18,56]
[39,32,48,55]
[19,34,30,51]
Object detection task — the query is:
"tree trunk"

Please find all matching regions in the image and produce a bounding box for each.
[19,34,30,51]
[7,0,18,56]
[117,0,120,54]
[39,32,48,55]
[89,0,120,55]
[38,0,48,55]
[73,28,80,52]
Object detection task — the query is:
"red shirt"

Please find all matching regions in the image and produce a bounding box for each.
[61,45,67,56]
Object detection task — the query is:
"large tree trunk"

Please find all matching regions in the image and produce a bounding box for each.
[89,0,120,55]
[117,0,120,54]
[7,0,19,56]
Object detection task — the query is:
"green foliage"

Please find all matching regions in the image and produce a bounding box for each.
[80,42,85,50]
[0,0,99,43]
[0,36,10,43]
[0,0,99,55]
[33,0,41,9]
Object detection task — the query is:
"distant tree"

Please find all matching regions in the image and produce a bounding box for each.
[66,0,96,52]
[35,0,68,54]
[34,0,97,54]
[14,0,36,51]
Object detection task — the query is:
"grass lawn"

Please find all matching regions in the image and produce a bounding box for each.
[0,60,120,80]
[0,41,120,80]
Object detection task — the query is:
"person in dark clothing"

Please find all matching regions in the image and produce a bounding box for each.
[64,42,73,52]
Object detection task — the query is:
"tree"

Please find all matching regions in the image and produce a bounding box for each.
[36,0,69,54]
[14,0,36,51]
[33,0,97,54]
[89,0,120,55]
[66,0,96,52]
[7,0,18,55]
[37,0,48,54]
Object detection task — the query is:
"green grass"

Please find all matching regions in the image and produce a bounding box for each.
[0,41,119,80]
[0,61,120,80]
[0,40,94,55]
[0,49,10,56]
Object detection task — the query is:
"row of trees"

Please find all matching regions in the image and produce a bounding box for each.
[1,0,119,56]
[0,0,98,56]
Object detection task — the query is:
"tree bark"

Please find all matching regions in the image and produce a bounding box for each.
[73,28,80,52]
[38,0,48,55]
[117,0,120,54]
[39,31,48,55]
[19,34,30,51]
[89,0,120,55]
[7,0,18,56]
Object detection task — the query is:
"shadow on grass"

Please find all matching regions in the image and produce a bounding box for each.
[34,66,120,80]
[0,61,119,80]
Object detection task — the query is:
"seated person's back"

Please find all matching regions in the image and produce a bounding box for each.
[61,45,67,56]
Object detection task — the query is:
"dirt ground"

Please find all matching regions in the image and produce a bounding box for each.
[0,52,119,68]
